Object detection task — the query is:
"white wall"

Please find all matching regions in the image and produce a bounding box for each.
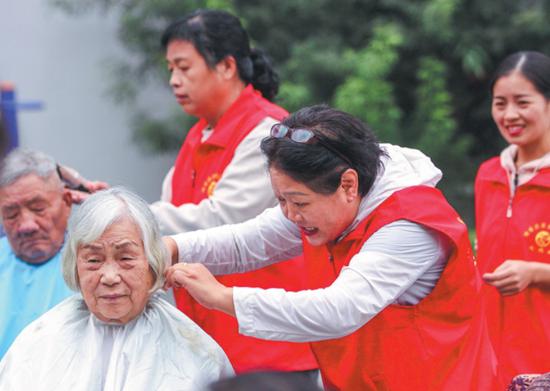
[0,0,179,202]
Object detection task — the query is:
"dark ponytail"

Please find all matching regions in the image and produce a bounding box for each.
[249,48,279,101]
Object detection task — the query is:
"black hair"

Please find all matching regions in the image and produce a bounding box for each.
[209,371,321,391]
[490,51,550,99]
[161,9,279,101]
[261,105,385,197]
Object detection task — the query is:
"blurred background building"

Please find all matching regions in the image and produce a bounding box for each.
[0,0,176,202]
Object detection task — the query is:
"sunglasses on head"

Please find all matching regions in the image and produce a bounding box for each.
[270,123,353,167]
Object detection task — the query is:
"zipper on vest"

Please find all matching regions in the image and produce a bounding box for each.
[328,253,338,275]
[506,172,519,218]
[191,169,196,188]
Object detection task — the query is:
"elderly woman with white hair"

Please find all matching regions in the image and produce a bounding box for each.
[0,187,233,390]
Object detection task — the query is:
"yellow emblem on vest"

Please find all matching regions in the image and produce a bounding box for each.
[201,173,221,197]
[524,222,550,254]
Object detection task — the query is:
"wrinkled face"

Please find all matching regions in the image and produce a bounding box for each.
[492,72,550,161]
[166,40,226,121]
[270,167,358,246]
[0,174,71,264]
[77,217,154,324]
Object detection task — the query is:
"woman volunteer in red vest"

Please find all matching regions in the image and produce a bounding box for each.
[164,105,496,390]
[149,10,318,374]
[475,51,550,388]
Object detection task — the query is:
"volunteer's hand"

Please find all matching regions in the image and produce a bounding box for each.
[84,180,109,193]
[164,263,235,316]
[57,164,109,204]
[69,180,109,203]
[483,260,535,296]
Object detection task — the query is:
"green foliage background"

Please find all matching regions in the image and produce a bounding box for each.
[50,0,550,224]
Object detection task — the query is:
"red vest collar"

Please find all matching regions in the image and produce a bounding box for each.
[194,85,264,149]
[478,157,550,188]
[526,167,550,188]
[477,158,508,185]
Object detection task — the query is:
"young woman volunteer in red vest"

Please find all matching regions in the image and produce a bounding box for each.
[164,105,496,390]
[149,10,318,374]
[476,51,550,388]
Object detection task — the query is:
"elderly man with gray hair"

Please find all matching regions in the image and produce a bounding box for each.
[0,187,233,390]
[0,148,73,358]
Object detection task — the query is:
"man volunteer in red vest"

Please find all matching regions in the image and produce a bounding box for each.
[164,105,497,390]
[149,10,318,374]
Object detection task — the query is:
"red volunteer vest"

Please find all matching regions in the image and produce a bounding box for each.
[171,85,317,373]
[475,157,550,388]
[304,186,496,390]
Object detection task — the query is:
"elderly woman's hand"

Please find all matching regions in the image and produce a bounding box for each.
[165,263,235,316]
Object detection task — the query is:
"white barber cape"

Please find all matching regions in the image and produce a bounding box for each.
[0,293,233,391]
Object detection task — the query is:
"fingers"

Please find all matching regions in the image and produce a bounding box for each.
[164,262,196,288]
[86,180,109,192]
[499,286,521,296]
[163,263,225,311]
[165,263,182,284]
[69,189,91,204]
[164,269,186,290]
[496,280,522,296]
[483,275,519,295]
[483,269,512,284]
[484,272,529,296]
[488,276,517,290]
[484,270,522,290]
[482,260,518,283]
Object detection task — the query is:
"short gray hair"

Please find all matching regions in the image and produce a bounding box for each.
[62,187,168,292]
[0,148,62,188]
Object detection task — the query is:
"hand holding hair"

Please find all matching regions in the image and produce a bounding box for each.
[164,262,236,317]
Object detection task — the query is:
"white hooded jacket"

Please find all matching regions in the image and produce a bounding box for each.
[173,144,452,342]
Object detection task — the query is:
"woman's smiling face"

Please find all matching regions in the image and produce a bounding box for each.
[269,166,360,246]
[492,71,550,164]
